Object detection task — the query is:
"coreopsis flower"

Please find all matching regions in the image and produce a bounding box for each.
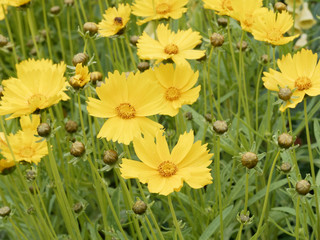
[0,4,7,21]
[87,71,164,145]
[202,0,234,16]
[0,59,69,119]
[251,9,299,45]
[132,0,188,25]
[143,63,200,116]
[98,4,131,37]
[120,131,213,196]
[69,63,90,89]
[262,49,320,112]
[137,24,205,65]
[231,0,263,32]
[0,115,48,165]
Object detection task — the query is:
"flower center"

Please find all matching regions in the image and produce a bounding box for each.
[164,43,179,55]
[156,3,170,14]
[267,28,282,42]
[19,146,35,159]
[114,17,123,26]
[28,94,47,109]
[165,87,181,101]
[295,76,312,91]
[116,103,136,119]
[158,161,178,177]
[222,0,233,11]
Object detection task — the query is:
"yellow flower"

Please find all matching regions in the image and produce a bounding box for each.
[87,71,164,145]
[132,0,188,25]
[3,0,30,7]
[98,4,131,37]
[137,24,205,65]
[203,0,234,16]
[263,49,320,112]
[0,4,7,21]
[231,0,263,32]
[143,63,200,116]
[0,59,69,119]
[0,115,48,165]
[251,9,299,45]
[120,131,213,196]
[0,159,15,174]
[69,63,90,88]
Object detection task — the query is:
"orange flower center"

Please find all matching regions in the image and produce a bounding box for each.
[295,76,312,91]
[158,161,178,177]
[266,28,282,42]
[165,87,181,101]
[164,43,179,55]
[156,3,170,14]
[19,146,35,159]
[28,94,47,109]
[116,103,136,119]
[114,17,123,26]
[222,0,233,11]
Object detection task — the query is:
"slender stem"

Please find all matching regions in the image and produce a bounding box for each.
[168,195,184,240]
[215,136,224,239]
[295,196,300,240]
[27,8,41,58]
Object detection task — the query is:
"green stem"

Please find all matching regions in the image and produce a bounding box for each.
[27,8,41,58]
[168,195,184,240]
[215,136,224,239]
[295,196,300,240]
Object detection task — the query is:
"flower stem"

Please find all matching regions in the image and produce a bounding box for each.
[168,195,184,240]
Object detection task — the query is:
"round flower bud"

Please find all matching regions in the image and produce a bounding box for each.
[90,71,103,83]
[73,202,83,213]
[274,2,287,12]
[217,17,228,27]
[0,206,11,217]
[26,170,36,181]
[0,35,8,47]
[50,6,61,15]
[37,123,51,137]
[72,53,89,66]
[64,0,74,6]
[213,120,228,134]
[280,162,291,174]
[278,133,293,149]
[210,33,224,47]
[184,112,193,121]
[237,41,248,51]
[130,35,139,46]
[204,113,212,123]
[83,22,98,35]
[69,76,81,89]
[241,152,258,169]
[65,120,78,133]
[137,62,150,72]
[278,87,292,101]
[239,214,250,224]
[70,141,85,157]
[261,54,269,64]
[295,180,311,195]
[132,200,147,215]
[103,150,118,165]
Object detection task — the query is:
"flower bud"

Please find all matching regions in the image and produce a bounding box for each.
[217,17,228,27]
[26,170,37,181]
[278,87,292,101]
[130,35,139,46]
[0,35,8,47]
[241,152,258,169]
[184,112,193,121]
[278,133,293,149]
[213,120,228,134]
[0,206,11,217]
[50,6,61,15]
[90,71,103,83]
[274,2,287,12]
[72,53,89,66]
[37,123,51,137]
[239,214,250,224]
[237,41,248,51]
[103,150,118,165]
[204,113,212,123]
[296,180,311,195]
[83,22,98,35]
[70,141,85,157]
[65,120,78,133]
[73,202,83,213]
[64,0,74,6]
[137,62,150,72]
[132,200,147,215]
[210,33,224,47]
[280,162,291,174]
[261,54,269,64]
